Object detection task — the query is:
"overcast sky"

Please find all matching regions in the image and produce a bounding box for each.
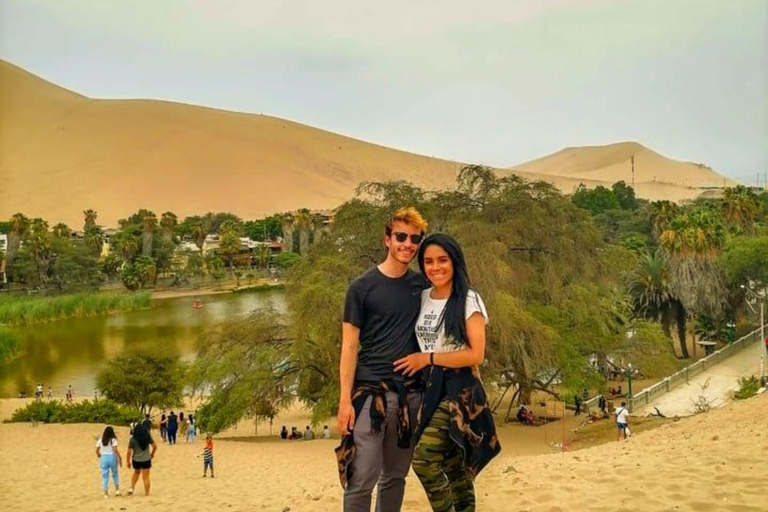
[1,0,766,182]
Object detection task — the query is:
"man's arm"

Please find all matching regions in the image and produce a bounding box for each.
[337,322,360,435]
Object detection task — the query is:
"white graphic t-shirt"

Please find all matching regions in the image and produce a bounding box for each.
[415,288,489,353]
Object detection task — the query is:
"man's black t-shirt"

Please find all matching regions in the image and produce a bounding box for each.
[344,266,424,383]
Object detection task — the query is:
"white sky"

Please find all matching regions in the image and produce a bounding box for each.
[1,0,766,182]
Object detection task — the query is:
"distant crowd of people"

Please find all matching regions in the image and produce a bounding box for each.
[18,383,91,403]
[280,424,331,441]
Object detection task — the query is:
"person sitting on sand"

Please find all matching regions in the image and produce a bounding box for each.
[288,426,301,440]
[96,426,123,498]
[280,425,288,440]
[127,423,157,496]
[323,425,331,440]
[303,426,315,440]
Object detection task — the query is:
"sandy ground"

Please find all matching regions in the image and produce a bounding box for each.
[1,391,766,512]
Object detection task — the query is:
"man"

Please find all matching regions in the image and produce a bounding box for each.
[304,426,315,440]
[616,401,630,441]
[336,207,428,512]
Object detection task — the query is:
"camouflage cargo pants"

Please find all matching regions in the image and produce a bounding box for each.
[412,400,475,512]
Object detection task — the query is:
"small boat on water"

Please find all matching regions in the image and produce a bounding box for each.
[192,300,203,309]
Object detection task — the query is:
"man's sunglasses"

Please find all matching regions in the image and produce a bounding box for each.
[392,232,424,244]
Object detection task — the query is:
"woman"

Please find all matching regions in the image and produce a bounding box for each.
[95,426,123,498]
[394,233,501,512]
[186,414,196,443]
[126,423,157,496]
[159,412,168,442]
[167,411,178,445]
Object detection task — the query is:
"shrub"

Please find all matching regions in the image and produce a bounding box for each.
[734,375,760,400]
[6,399,142,425]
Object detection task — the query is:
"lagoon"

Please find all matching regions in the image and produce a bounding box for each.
[0,291,285,398]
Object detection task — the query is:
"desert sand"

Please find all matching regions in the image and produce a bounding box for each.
[1,391,765,512]
[0,60,737,227]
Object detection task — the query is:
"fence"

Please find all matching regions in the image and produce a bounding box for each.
[627,326,765,412]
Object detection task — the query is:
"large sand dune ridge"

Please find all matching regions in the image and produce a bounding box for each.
[1,60,736,226]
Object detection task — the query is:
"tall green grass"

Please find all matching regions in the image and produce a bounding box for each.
[0,292,153,326]
[0,326,20,363]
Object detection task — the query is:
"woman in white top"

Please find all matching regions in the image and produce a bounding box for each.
[95,426,123,498]
[394,233,500,512]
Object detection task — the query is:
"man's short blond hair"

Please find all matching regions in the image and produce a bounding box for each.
[385,207,428,236]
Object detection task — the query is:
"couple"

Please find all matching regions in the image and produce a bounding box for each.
[336,207,501,512]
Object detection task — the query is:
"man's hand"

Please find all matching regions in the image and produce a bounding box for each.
[394,352,429,377]
[337,400,355,436]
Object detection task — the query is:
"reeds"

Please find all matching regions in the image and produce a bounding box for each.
[0,292,153,326]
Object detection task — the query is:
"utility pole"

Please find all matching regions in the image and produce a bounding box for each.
[761,300,765,384]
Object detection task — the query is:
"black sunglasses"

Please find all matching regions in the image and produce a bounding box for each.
[392,231,423,244]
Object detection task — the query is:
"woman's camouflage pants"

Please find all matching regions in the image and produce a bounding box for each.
[412,400,475,512]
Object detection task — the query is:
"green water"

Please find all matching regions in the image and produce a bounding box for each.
[0,291,286,398]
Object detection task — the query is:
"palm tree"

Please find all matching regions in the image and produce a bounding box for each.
[311,213,327,245]
[52,223,70,239]
[279,212,295,253]
[141,211,158,257]
[26,218,52,286]
[6,213,30,280]
[295,209,312,256]
[628,249,689,357]
[722,185,759,232]
[649,201,679,242]
[117,232,140,262]
[190,220,208,256]
[83,209,98,232]
[218,220,243,270]
[160,211,178,242]
[253,244,271,269]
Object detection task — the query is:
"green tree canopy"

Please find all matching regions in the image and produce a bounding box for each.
[96,352,186,414]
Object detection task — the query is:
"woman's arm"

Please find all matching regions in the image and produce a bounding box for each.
[126,445,133,466]
[394,313,486,376]
[95,446,101,459]
[150,441,157,459]
[114,446,123,467]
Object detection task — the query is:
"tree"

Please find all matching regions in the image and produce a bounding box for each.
[612,181,638,211]
[83,209,98,232]
[141,211,158,257]
[52,223,70,239]
[628,249,688,357]
[25,218,52,286]
[571,184,620,215]
[134,255,157,288]
[6,213,30,280]
[295,209,312,256]
[117,232,140,262]
[190,307,296,433]
[96,352,186,414]
[160,211,178,242]
[649,200,679,242]
[218,220,243,270]
[723,236,768,291]
[253,243,271,269]
[723,185,760,232]
[278,213,295,253]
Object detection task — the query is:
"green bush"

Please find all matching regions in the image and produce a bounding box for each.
[0,292,152,326]
[6,399,142,425]
[734,375,760,400]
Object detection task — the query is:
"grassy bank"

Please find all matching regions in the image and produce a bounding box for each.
[0,292,153,326]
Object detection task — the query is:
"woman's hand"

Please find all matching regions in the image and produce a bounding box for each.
[393,352,430,377]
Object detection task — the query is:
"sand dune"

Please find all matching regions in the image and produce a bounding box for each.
[1,391,765,511]
[1,60,736,227]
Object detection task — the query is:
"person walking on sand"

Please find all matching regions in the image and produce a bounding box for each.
[159,413,168,442]
[186,414,196,443]
[126,423,157,496]
[167,411,178,445]
[202,434,215,478]
[96,426,123,498]
[394,233,501,512]
[335,207,428,512]
[616,401,630,441]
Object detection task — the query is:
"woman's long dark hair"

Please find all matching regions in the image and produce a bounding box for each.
[132,423,151,451]
[417,233,471,346]
[101,426,117,447]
